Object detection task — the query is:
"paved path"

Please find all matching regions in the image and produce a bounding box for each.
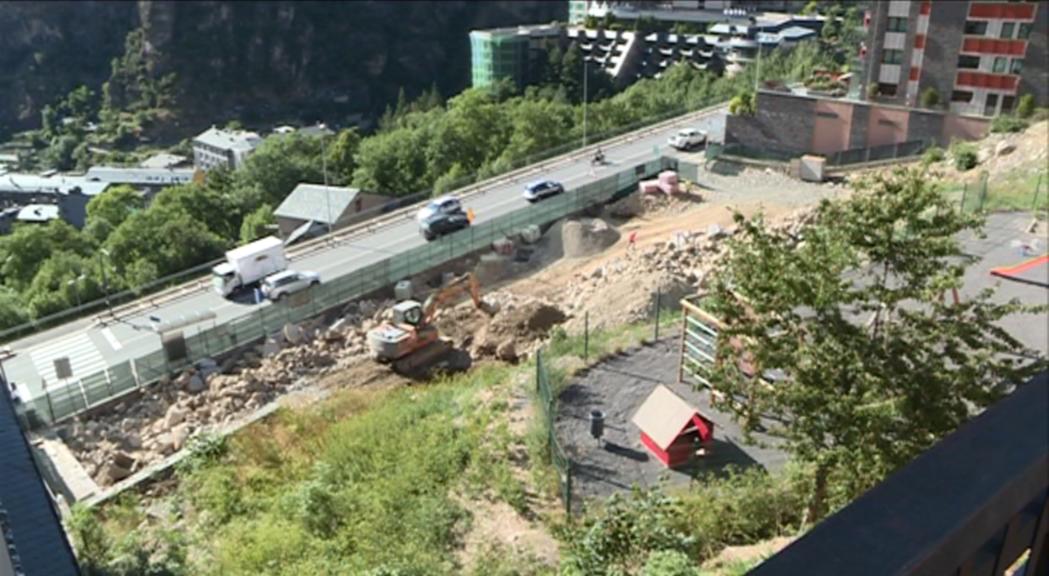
[2,111,727,402]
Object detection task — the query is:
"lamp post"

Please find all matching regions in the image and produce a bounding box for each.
[98,248,111,315]
[582,52,589,148]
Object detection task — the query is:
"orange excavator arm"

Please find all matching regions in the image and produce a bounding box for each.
[421,273,495,325]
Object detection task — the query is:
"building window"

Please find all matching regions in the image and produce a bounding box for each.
[877,83,898,96]
[964,20,988,36]
[882,49,903,64]
[1010,58,1023,74]
[1001,95,1016,112]
[984,93,999,116]
[886,17,908,33]
[951,90,974,103]
[957,54,981,69]
[1000,22,1016,39]
[993,56,1008,73]
[1017,23,1032,39]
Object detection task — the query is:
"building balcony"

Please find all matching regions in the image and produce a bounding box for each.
[752,371,1049,576]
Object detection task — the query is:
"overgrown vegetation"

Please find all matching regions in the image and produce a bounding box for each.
[706,168,1046,522]
[950,140,978,171]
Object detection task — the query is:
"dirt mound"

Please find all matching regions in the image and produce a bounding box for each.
[562,218,620,258]
[469,300,568,362]
[567,271,693,333]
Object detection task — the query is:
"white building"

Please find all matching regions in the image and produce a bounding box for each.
[83,166,196,193]
[191,127,263,171]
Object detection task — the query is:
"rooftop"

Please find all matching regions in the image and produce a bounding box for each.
[275,183,361,224]
[16,204,60,223]
[193,127,263,152]
[139,153,190,169]
[0,172,110,196]
[84,166,196,186]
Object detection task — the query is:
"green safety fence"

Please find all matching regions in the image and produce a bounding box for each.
[535,349,573,515]
[19,157,681,429]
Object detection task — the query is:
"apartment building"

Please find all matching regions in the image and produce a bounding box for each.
[568,1,809,24]
[863,0,1046,116]
[191,127,263,171]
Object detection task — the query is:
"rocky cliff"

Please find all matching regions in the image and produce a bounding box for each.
[0,1,565,138]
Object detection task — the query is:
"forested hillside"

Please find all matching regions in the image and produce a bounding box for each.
[0,1,564,139]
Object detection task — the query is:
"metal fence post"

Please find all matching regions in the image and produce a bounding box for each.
[584,311,589,362]
[654,288,661,342]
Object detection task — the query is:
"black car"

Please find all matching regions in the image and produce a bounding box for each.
[420,212,470,241]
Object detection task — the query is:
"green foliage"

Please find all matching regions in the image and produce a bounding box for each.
[990,114,1028,134]
[950,141,978,171]
[86,185,144,242]
[921,146,945,167]
[469,542,554,576]
[325,128,361,185]
[175,433,228,475]
[239,203,275,243]
[1016,94,1036,119]
[0,220,92,292]
[70,504,112,575]
[70,503,187,576]
[240,133,328,206]
[920,87,941,109]
[728,92,755,116]
[0,287,29,330]
[641,550,699,576]
[707,169,1046,520]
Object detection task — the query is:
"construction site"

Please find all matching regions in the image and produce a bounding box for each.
[14,119,1048,573]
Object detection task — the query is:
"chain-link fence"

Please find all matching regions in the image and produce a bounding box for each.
[535,349,573,515]
[958,171,1047,215]
[17,157,680,429]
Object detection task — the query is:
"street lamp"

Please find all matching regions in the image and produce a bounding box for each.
[67,274,85,307]
[583,52,589,148]
[98,248,111,315]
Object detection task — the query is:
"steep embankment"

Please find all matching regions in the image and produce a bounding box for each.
[0,1,564,138]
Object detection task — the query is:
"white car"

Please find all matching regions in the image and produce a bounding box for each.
[668,128,708,150]
[416,195,463,223]
[261,270,320,301]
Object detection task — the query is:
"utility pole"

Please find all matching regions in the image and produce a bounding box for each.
[98,249,111,316]
[583,53,589,148]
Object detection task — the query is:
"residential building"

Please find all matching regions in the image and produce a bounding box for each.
[274,183,391,242]
[862,0,1046,116]
[191,127,263,171]
[15,204,59,225]
[470,24,564,89]
[470,13,820,89]
[568,1,810,25]
[0,173,110,232]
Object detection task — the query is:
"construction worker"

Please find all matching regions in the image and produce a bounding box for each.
[466,207,476,223]
[628,230,638,252]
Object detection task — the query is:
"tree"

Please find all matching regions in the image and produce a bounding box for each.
[326,128,361,185]
[1016,94,1036,119]
[239,204,275,244]
[44,134,81,170]
[920,87,940,109]
[85,185,144,242]
[0,221,92,292]
[707,169,1045,521]
[0,287,29,330]
[151,183,239,240]
[24,251,101,318]
[239,133,326,206]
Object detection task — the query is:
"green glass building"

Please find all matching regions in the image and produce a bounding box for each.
[469,29,530,89]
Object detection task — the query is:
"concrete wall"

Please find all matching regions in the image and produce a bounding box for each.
[725,90,991,158]
[917,0,968,110]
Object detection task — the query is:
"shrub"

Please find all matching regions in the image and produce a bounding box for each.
[920,87,940,109]
[990,114,1028,134]
[1016,94,1035,119]
[950,141,978,171]
[641,550,700,576]
[728,92,755,116]
[921,146,945,166]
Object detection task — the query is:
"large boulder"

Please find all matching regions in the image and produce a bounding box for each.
[164,405,186,428]
[187,374,206,394]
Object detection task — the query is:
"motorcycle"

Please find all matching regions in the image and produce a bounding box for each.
[591,150,606,166]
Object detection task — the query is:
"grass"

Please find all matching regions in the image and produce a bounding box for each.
[943,169,1048,216]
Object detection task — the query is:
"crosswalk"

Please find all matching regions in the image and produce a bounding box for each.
[29,333,108,390]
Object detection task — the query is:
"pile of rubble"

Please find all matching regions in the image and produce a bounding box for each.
[60,298,400,487]
[562,207,817,332]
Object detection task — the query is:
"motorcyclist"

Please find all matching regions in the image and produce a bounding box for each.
[593,148,605,164]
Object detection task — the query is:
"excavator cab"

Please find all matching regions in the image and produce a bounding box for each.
[392,300,424,326]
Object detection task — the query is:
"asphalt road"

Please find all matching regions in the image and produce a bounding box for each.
[3,111,727,401]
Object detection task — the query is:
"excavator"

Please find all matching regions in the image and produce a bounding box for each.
[366,273,497,375]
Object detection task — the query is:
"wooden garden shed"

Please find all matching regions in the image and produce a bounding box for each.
[632,385,715,468]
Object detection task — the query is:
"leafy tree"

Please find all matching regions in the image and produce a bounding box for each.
[85,185,144,242]
[69,504,111,576]
[0,287,29,330]
[24,251,102,317]
[920,87,940,109]
[44,134,81,170]
[239,204,275,244]
[0,221,92,292]
[239,133,326,206]
[707,169,1046,521]
[326,128,361,186]
[152,183,239,240]
[1016,94,1036,119]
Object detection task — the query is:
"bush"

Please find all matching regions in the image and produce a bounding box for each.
[641,550,700,576]
[1016,94,1035,119]
[950,141,978,171]
[728,92,755,116]
[920,88,940,109]
[990,114,1028,133]
[921,146,945,166]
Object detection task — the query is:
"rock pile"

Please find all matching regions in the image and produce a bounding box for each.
[562,218,620,258]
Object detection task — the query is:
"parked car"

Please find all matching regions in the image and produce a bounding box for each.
[419,211,470,241]
[261,270,320,301]
[667,128,707,150]
[416,195,463,223]
[523,180,565,202]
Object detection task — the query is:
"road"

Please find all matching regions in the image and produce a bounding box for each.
[3,111,727,402]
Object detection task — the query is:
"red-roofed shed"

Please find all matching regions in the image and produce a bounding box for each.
[632,385,715,468]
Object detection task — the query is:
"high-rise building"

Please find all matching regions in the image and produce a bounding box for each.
[469,25,563,89]
[862,0,1046,116]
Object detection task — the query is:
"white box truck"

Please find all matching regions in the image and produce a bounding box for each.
[211,236,288,297]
